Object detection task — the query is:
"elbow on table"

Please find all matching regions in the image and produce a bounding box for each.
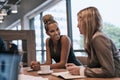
[106,71,116,78]
[84,69,116,78]
[58,61,66,68]
[50,62,66,69]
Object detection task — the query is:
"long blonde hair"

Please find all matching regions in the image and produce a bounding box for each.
[77,6,102,53]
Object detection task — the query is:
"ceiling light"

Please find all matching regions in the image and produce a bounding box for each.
[0,9,7,16]
[0,15,3,19]
[0,0,6,2]
[0,19,3,23]
[11,5,18,13]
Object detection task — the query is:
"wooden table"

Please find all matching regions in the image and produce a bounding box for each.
[22,67,120,80]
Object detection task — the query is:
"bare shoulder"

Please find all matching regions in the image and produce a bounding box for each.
[61,35,70,40]
[46,37,50,45]
[61,35,71,43]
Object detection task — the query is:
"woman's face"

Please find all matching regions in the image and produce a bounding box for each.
[47,23,60,41]
[77,14,83,34]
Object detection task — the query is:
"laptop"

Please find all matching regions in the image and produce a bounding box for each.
[0,52,21,80]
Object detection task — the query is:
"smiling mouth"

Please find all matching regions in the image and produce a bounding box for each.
[54,35,60,39]
[56,35,60,38]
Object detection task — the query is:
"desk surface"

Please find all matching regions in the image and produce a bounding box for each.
[22,67,120,80]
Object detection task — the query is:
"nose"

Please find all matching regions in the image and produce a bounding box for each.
[77,24,79,28]
[55,31,59,34]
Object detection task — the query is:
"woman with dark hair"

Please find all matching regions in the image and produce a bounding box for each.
[31,14,82,70]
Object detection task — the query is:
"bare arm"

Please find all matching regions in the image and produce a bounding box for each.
[44,38,52,65]
[31,38,52,70]
[50,35,71,69]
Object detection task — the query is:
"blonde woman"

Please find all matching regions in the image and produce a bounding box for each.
[66,6,120,78]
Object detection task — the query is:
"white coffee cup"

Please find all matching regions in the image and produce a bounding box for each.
[40,65,50,73]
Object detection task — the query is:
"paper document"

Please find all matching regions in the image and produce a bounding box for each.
[52,71,86,79]
[18,74,48,80]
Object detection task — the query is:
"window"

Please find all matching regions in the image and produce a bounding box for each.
[43,0,67,35]
[11,24,21,30]
[33,0,120,62]
[71,0,120,56]
[10,24,22,51]
[34,0,67,63]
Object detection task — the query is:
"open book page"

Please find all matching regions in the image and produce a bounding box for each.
[52,71,86,79]
[18,74,48,80]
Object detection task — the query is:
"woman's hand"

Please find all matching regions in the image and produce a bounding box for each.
[30,61,40,71]
[66,63,80,75]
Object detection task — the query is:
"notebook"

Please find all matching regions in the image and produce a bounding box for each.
[52,71,86,79]
[0,52,21,80]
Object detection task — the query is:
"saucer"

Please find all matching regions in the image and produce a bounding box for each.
[37,70,53,74]
[27,68,33,72]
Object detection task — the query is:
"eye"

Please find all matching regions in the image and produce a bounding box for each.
[49,30,55,33]
[56,28,59,31]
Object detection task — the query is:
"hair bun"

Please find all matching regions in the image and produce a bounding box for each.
[42,14,54,24]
